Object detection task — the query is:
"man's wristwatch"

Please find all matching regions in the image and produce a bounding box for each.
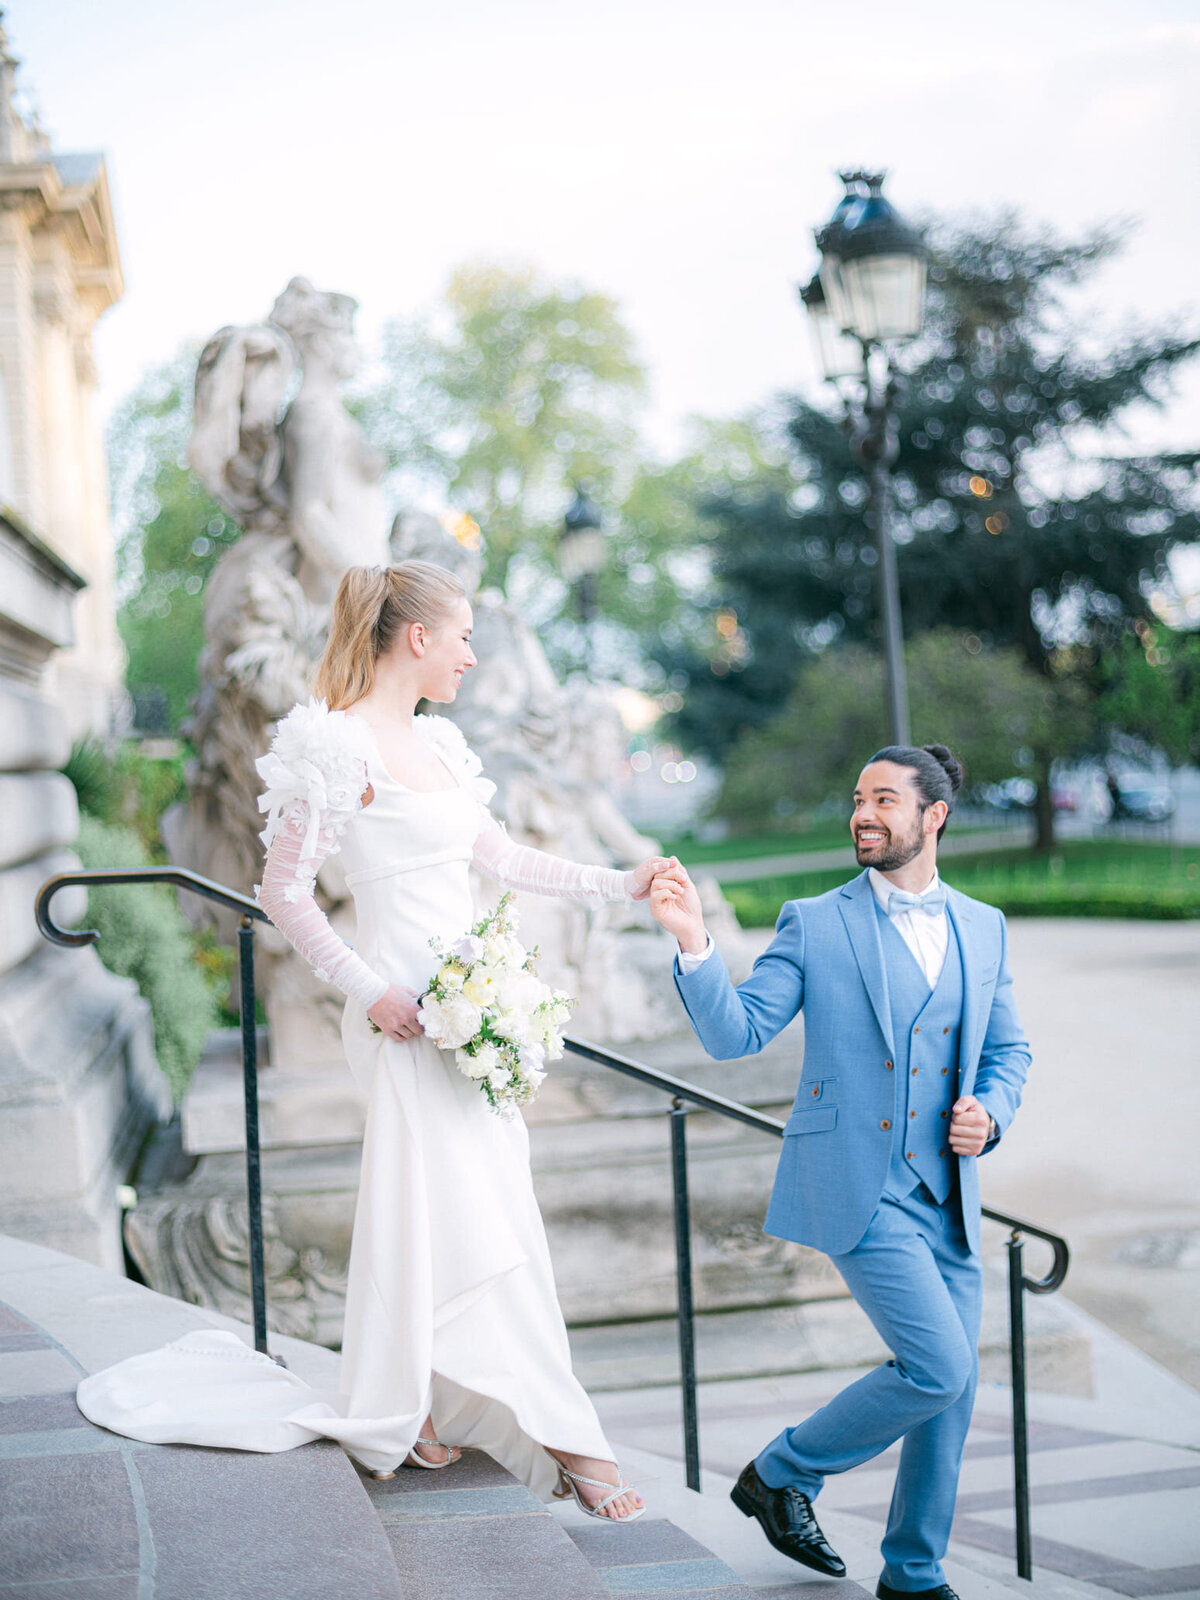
[986,1115,998,1143]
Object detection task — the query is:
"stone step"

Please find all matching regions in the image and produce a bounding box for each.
[362,1448,610,1600]
[565,1516,755,1598]
[569,1262,1093,1398]
[362,1446,761,1600]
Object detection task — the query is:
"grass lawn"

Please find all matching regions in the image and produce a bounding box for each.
[723,839,1200,927]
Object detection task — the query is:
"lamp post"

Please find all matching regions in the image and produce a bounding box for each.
[802,170,926,746]
[559,484,606,667]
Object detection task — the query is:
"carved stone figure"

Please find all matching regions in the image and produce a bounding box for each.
[165,279,391,1069]
[389,512,748,1041]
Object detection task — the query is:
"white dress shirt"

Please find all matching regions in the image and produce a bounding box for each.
[677,868,949,988]
[867,867,948,988]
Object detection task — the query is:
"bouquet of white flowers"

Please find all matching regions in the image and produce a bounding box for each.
[416,892,574,1114]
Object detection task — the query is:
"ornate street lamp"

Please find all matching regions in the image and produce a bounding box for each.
[559,484,605,627]
[803,170,926,745]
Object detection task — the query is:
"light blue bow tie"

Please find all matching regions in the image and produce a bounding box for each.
[888,886,946,918]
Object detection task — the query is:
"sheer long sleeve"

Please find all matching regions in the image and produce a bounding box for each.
[254,698,388,1009]
[471,812,632,903]
[258,814,389,1008]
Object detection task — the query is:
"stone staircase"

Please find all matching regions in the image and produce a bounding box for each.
[362,1448,755,1600]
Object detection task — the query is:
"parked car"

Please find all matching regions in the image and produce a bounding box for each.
[1109,778,1175,823]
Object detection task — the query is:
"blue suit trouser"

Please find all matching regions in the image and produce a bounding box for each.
[755,1185,982,1590]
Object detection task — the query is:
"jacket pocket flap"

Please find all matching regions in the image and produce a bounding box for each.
[783,1106,838,1136]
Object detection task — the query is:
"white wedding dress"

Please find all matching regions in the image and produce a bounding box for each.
[77,701,631,1495]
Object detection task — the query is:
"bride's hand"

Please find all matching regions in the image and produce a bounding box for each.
[628,855,673,901]
[367,985,422,1041]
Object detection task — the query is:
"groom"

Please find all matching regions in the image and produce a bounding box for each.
[650,744,1030,1600]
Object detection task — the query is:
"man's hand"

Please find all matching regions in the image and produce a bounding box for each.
[949,1094,992,1157]
[649,859,708,955]
[629,856,673,901]
[367,984,422,1041]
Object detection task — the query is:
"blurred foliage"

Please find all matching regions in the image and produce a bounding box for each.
[1097,626,1200,767]
[357,263,646,589]
[74,816,222,1100]
[108,347,241,731]
[661,216,1200,775]
[716,630,1086,831]
[63,737,187,861]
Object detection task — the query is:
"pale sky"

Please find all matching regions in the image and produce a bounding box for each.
[9,0,1200,461]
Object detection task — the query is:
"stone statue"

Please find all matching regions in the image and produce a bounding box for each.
[165,279,390,1067]
[389,511,747,1041]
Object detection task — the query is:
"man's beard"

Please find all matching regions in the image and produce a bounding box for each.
[854,818,925,872]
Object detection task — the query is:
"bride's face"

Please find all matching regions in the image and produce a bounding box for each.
[416,599,477,703]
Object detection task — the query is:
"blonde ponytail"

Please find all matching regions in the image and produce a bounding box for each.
[313,561,467,709]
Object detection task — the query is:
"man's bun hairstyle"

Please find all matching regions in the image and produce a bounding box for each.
[867,743,965,841]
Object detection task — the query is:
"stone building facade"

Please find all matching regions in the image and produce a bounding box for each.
[0,29,166,1269]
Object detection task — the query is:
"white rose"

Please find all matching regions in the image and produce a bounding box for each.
[495,968,542,1016]
[439,965,465,991]
[487,1064,511,1092]
[421,992,482,1050]
[463,963,503,1006]
[519,1040,546,1074]
[456,1046,490,1080]
[451,933,485,963]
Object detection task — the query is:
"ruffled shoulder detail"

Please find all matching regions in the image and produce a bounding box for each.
[255,698,372,861]
[416,714,497,806]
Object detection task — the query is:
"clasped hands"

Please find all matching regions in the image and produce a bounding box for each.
[646,858,995,1157]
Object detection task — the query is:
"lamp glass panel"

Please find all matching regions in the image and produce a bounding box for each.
[818,256,855,334]
[841,254,926,342]
[809,306,865,382]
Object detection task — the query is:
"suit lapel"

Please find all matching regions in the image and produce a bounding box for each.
[947,889,980,1093]
[838,872,895,1056]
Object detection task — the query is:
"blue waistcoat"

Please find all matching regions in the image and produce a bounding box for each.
[876,903,963,1204]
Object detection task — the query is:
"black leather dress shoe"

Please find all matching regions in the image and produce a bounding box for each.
[730,1460,846,1576]
[877,1583,960,1600]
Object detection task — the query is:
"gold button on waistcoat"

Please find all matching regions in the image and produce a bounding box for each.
[880,1119,891,1130]
[909,1110,917,1119]
[884,1059,894,1070]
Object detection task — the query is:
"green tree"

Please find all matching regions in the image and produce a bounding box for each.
[717,631,1090,832]
[1097,623,1200,766]
[357,263,647,589]
[666,216,1200,844]
[109,349,240,730]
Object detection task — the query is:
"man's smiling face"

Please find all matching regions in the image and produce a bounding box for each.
[851,761,929,872]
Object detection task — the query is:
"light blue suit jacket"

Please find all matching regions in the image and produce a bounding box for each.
[674,870,1030,1256]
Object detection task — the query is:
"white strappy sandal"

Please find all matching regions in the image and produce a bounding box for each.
[553,1463,645,1522]
[365,1437,461,1480]
[404,1436,461,1470]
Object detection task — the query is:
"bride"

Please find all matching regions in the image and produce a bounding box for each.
[80,560,667,1522]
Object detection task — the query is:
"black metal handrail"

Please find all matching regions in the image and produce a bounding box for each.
[564,1033,1068,1583]
[35,868,274,1358]
[35,868,1063,1581]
